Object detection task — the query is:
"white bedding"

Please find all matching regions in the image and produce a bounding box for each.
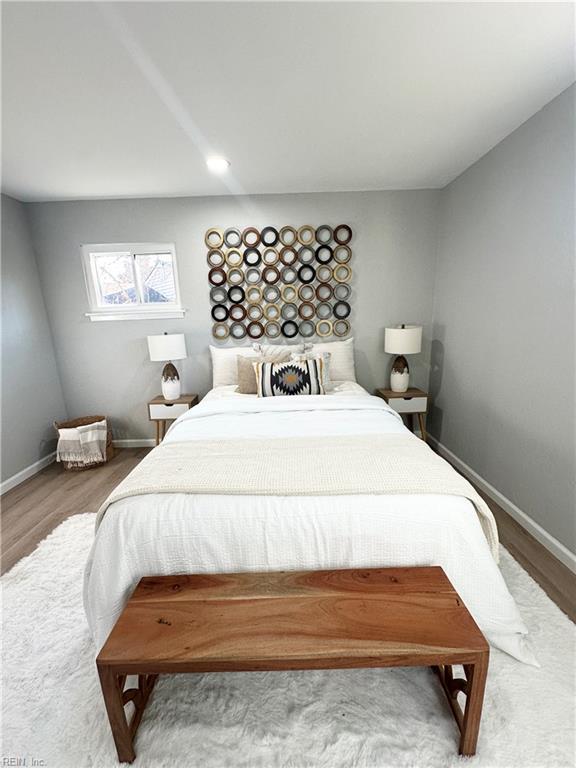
[84,383,535,664]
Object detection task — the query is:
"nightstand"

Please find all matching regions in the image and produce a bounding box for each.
[148,394,199,445]
[375,387,429,441]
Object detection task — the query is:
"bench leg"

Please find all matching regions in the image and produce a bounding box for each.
[97,665,158,763]
[432,654,489,757]
[459,658,488,756]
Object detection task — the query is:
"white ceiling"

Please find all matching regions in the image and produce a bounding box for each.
[2,2,574,202]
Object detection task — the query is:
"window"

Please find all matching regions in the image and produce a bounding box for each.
[81,243,184,321]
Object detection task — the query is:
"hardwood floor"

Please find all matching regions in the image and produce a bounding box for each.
[1,448,574,624]
[477,487,576,622]
[1,448,149,574]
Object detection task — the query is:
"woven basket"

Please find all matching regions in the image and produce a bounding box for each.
[54,415,114,471]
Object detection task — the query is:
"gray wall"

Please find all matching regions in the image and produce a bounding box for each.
[26,191,439,440]
[430,85,575,553]
[1,194,67,481]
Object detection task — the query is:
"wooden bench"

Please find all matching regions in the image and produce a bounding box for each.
[96,567,489,763]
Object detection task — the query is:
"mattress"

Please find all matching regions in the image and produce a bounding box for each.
[83,382,535,664]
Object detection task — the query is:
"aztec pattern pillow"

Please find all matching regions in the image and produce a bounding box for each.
[290,351,333,392]
[253,358,325,397]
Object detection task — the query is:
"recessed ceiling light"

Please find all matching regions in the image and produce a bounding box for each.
[206,156,230,174]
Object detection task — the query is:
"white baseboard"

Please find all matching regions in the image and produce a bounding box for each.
[113,439,156,448]
[429,436,576,574]
[1,452,56,495]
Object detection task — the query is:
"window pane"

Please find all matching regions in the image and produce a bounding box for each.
[136,252,177,304]
[92,252,137,305]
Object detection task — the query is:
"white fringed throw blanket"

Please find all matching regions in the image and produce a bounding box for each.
[97,434,499,560]
[57,419,107,466]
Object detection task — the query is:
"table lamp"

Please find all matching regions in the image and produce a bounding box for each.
[384,324,422,393]
[147,333,187,401]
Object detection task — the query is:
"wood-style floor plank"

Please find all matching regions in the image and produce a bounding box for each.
[1,448,149,574]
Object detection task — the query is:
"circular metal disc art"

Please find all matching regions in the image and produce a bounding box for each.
[247,321,265,339]
[212,322,229,339]
[281,320,299,338]
[333,319,350,337]
[242,227,261,247]
[297,225,315,245]
[334,283,351,301]
[265,320,281,338]
[228,285,245,304]
[298,301,315,320]
[205,228,224,248]
[247,304,264,321]
[245,267,261,285]
[263,284,281,303]
[298,246,315,265]
[316,282,333,302]
[207,249,225,268]
[281,303,298,321]
[230,304,247,322]
[243,248,262,267]
[262,266,280,284]
[334,224,352,245]
[279,247,298,266]
[298,265,316,284]
[206,225,354,339]
[211,304,229,322]
[279,226,298,246]
[227,267,245,286]
[299,320,315,337]
[246,285,262,303]
[261,227,279,247]
[315,225,333,244]
[224,227,242,248]
[316,302,332,320]
[281,284,297,303]
[264,303,281,321]
[334,245,352,264]
[230,322,247,339]
[315,245,333,265]
[316,320,333,337]
[262,247,279,266]
[298,284,315,302]
[281,266,298,284]
[210,286,228,304]
[333,301,351,319]
[208,267,226,286]
[316,264,333,283]
[225,249,243,267]
[333,264,352,283]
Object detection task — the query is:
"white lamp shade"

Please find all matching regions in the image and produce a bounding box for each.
[147,333,187,362]
[384,325,422,355]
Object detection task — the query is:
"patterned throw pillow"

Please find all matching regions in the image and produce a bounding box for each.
[290,351,333,391]
[253,358,325,397]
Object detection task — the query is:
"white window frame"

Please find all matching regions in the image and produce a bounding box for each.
[81,243,185,321]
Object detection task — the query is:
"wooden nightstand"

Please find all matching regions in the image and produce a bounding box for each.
[148,394,199,445]
[375,387,429,441]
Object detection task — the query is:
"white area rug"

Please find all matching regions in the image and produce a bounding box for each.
[2,514,575,768]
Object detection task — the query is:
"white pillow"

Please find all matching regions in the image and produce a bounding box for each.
[304,337,356,382]
[210,345,261,387]
[255,342,304,361]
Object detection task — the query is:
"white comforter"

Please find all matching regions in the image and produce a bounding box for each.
[84,383,534,664]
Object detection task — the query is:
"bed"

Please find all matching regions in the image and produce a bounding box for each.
[84,377,534,665]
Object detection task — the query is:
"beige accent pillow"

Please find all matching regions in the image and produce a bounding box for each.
[237,354,290,394]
